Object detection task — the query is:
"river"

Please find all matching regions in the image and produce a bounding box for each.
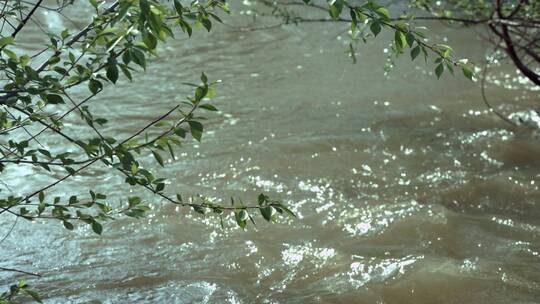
[1,1,540,303]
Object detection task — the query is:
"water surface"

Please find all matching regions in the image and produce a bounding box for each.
[1,2,540,303]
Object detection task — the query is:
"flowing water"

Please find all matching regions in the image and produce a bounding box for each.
[2,1,540,303]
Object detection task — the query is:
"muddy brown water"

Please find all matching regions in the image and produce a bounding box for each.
[1,2,540,303]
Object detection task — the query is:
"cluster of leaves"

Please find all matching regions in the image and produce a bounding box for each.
[0,280,41,304]
[255,0,476,80]
[0,0,297,238]
[0,5,292,303]
[0,2,298,300]
[410,0,539,86]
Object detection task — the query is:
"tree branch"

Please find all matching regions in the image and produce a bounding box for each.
[0,266,41,277]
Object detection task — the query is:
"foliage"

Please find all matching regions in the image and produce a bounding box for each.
[1,281,42,304]
[254,0,537,85]
[0,1,295,301]
[0,1,295,234]
[411,0,540,86]
[254,0,477,80]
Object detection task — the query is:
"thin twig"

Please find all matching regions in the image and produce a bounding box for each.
[480,63,518,127]
[0,266,41,277]
[0,216,18,244]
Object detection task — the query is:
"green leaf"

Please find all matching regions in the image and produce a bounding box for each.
[206,87,216,98]
[3,49,16,62]
[208,13,223,23]
[461,63,474,80]
[38,149,51,157]
[235,210,247,229]
[24,66,39,80]
[152,150,164,167]
[260,206,273,221]
[370,21,381,37]
[61,29,70,40]
[174,127,187,138]
[19,56,30,67]
[142,31,157,49]
[91,221,103,235]
[88,79,102,94]
[46,94,64,104]
[405,32,415,48]
[48,56,60,65]
[435,63,444,79]
[174,0,183,15]
[375,7,390,19]
[199,104,218,111]
[350,9,358,32]
[410,45,420,60]
[179,20,193,37]
[446,62,454,75]
[188,120,203,141]
[279,204,297,218]
[394,30,406,50]
[94,118,108,125]
[63,221,74,230]
[195,86,207,101]
[131,163,139,175]
[131,49,146,69]
[38,202,45,215]
[0,36,14,47]
[119,64,132,81]
[258,193,266,205]
[139,0,150,13]
[193,205,205,215]
[239,210,249,221]
[201,18,212,32]
[106,62,119,84]
[122,50,131,64]
[25,290,43,303]
[329,4,342,20]
[89,0,98,9]
[147,11,163,34]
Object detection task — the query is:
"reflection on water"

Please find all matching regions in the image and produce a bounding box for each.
[1,2,540,303]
